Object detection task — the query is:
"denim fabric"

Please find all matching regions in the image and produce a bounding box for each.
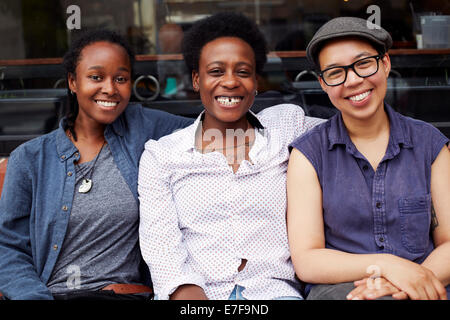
[228,285,247,300]
[290,104,449,296]
[228,285,302,300]
[0,104,193,300]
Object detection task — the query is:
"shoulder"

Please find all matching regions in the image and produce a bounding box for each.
[7,130,59,175]
[143,123,194,161]
[257,103,324,131]
[116,103,193,141]
[121,103,190,123]
[396,111,448,146]
[290,117,331,150]
[11,130,58,159]
[257,103,305,122]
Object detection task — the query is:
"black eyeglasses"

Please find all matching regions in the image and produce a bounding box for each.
[319,55,383,86]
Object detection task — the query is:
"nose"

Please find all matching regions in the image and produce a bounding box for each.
[221,71,239,89]
[344,68,364,87]
[102,78,117,95]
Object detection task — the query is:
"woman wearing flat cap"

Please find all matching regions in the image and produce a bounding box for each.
[287,16,450,300]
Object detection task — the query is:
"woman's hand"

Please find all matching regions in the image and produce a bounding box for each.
[379,255,447,300]
[346,277,408,300]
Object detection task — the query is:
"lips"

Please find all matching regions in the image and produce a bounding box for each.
[215,96,243,107]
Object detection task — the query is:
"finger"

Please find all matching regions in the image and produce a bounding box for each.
[347,285,365,300]
[353,278,368,287]
[431,277,447,300]
[401,284,421,300]
[414,285,430,300]
[392,291,408,300]
[363,282,400,300]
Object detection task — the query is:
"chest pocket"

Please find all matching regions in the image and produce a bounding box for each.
[399,194,431,254]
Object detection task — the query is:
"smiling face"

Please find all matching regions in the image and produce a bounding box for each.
[192,36,257,129]
[318,37,391,124]
[68,41,132,127]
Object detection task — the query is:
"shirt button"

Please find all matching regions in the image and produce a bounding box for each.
[53,244,58,250]
[362,165,369,170]
[61,155,66,160]
[379,237,384,242]
[67,171,73,177]
[62,205,68,211]
[376,202,382,209]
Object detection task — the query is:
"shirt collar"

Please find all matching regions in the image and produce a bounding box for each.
[180,109,265,152]
[327,104,413,152]
[55,115,124,162]
[55,118,79,162]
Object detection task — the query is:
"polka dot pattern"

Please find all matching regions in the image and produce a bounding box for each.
[138,104,324,299]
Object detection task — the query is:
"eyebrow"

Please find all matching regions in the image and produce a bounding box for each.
[87,65,130,72]
[205,61,254,69]
[323,51,374,69]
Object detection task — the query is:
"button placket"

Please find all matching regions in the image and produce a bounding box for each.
[372,162,388,252]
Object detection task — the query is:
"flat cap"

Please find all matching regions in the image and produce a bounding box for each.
[306,16,393,69]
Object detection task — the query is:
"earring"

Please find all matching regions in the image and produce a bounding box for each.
[255,90,258,96]
[70,90,75,95]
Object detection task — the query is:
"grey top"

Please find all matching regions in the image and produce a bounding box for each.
[47,143,142,294]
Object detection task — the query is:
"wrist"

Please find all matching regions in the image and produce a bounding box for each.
[374,254,396,278]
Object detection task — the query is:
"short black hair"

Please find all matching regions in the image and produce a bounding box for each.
[63,29,135,77]
[62,29,135,140]
[182,12,268,75]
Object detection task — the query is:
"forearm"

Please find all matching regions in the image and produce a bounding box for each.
[170,284,208,300]
[421,241,450,287]
[293,248,393,284]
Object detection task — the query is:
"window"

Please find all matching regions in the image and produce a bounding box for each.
[0,0,449,155]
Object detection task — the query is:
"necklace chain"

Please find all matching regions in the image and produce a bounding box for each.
[66,129,106,193]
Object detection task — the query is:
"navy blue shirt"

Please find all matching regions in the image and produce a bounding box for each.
[0,104,193,299]
[290,104,449,295]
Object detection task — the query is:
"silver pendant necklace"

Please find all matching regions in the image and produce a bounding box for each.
[77,141,106,194]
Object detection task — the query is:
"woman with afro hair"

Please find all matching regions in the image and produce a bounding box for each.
[138,12,324,300]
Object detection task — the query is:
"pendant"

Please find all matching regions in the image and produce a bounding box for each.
[78,178,93,193]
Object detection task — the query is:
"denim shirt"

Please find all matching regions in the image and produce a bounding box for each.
[0,104,193,299]
[290,104,449,295]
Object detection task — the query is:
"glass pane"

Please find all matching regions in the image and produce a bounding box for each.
[0,0,449,155]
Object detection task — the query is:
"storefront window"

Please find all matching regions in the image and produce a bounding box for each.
[0,0,449,155]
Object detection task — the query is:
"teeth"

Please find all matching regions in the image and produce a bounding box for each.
[216,96,242,106]
[349,91,370,102]
[96,100,118,107]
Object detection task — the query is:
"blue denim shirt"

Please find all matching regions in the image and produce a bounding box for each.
[0,104,193,299]
[290,104,449,295]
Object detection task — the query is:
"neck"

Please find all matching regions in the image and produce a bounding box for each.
[202,113,250,136]
[198,113,254,152]
[344,105,389,141]
[73,118,106,143]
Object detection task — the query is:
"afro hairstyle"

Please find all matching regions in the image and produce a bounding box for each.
[182,12,268,75]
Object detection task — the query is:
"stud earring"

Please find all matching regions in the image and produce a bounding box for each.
[255,90,258,96]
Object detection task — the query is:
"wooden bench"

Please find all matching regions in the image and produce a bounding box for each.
[0,158,7,198]
[0,159,5,297]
